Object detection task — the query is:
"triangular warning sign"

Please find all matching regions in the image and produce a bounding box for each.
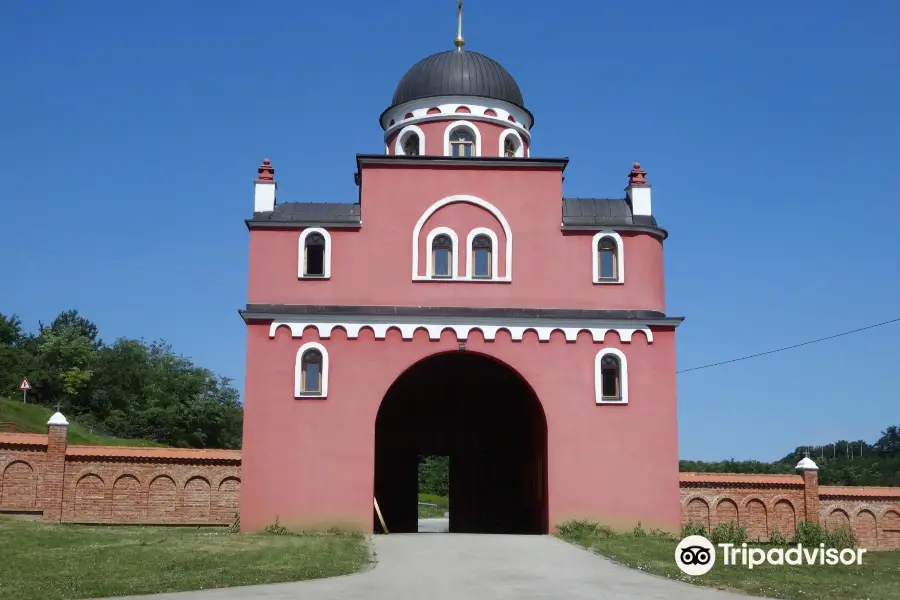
[18,377,32,391]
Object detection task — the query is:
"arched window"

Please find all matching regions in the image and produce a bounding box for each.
[504,137,518,158]
[595,348,628,404]
[402,133,420,156]
[432,234,453,277]
[471,235,492,278]
[450,129,475,157]
[304,232,326,276]
[600,354,621,400]
[299,349,323,395]
[597,237,618,281]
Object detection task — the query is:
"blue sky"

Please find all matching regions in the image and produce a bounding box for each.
[2,1,898,461]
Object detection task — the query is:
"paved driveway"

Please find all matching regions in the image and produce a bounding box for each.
[108,527,763,600]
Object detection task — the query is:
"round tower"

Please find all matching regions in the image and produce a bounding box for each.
[380,2,532,158]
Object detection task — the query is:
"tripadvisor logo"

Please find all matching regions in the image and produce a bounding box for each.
[675,535,867,575]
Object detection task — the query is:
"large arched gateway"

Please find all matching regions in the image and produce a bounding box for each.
[374,352,547,534]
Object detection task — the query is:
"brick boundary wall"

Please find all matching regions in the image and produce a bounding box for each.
[0,415,240,526]
[2,418,898,547]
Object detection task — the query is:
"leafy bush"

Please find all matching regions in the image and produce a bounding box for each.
[264,518,291,535]
[827,524,856,549]
[793,521,830,547]
[769,528,788,545]
[681,522,707,538]
[710,520,748,545]
[632,522,647,538]
[556,520,614,539]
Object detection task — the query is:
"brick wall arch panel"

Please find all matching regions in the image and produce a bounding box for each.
[742,498,768,542]
[853,509,878,550]
[216,476,241,523]
[112,474,145,522]
[148,474,177,522]
[827,507,851,532]
[74,473,106,521]
[183,476,212,522]
[714,498,739,527]
[682,496,711,532]
[880,509,900,550]
[1,460,36,509]
[772,499,797,537]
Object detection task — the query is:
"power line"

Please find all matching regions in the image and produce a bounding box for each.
[678,317,900,374]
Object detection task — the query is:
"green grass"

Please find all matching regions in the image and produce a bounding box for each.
[0,517,371,600]
[417,493,449,519]
[556,520,900,600]
[0,398,162,446]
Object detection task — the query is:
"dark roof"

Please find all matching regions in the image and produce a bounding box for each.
[388,50,530,118]
[241,304,683,325]
[247,202,360,228]
[562,198,664,235]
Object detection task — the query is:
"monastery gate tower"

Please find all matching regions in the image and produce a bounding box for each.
[239,5,683,534]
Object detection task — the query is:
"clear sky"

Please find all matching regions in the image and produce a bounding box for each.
[2,1,898,461]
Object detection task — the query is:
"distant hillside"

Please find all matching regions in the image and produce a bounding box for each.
[0,398,163,447]
[680,425,900,487]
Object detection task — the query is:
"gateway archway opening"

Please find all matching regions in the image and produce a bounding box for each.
[374,351,548,534]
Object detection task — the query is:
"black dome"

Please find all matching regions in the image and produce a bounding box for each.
[390,50,527,111]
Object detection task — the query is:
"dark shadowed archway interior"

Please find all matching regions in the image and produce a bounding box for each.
[374,352,548,534]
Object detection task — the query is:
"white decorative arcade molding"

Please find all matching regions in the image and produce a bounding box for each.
[269,320,654,343]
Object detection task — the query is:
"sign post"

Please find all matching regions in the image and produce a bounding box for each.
[18,377,32,403]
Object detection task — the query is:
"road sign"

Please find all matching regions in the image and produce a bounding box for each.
[19,377,31,403]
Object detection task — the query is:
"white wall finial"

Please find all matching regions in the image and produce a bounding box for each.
[48,411,69,427]
[795,454,819,471]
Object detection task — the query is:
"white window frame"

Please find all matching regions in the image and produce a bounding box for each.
[298,228,332,280]
[443,121,482,157]
[395,124,425,156]
[499,129,525,158]
[592,231,624,284]
[465,227,499,279]
[425,227,460,278]
[595,348,628,405]
[295,342,329,399]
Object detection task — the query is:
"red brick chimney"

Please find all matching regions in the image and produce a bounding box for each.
[41,411,69,523]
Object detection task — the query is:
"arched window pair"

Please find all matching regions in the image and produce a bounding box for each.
[296,343,328,398]
[595,349,627,404]
[431,233,492,278]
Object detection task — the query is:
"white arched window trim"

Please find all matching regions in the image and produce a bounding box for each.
[499,129,525,158]
[295,342,329,399]
[411,195,513,283]
[298,228,332,279]
[425,227,460,278]
[465,227,500,279]
[592,231,624,284]
[443,120,482,157]
[595,347,628,405]
[395,124,425,156]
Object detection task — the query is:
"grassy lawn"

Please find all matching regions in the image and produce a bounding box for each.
[417,493,449,519]
[0,517,371,600]
[557,521,900,600]
[0,398,162,446]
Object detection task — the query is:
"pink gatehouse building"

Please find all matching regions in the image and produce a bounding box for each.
[238,14,683,535]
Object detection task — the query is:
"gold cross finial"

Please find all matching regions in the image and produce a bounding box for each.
[454,0,465,51]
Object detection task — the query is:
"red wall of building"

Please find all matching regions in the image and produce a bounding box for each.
[247,165,666,312]
[239,322,680,533]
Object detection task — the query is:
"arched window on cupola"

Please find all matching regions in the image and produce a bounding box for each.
[402,133,420,156]
[471,235,492,278]
[600,354,621,401]
[450,128,475,157]
[504,137,518,158]
[597,237,618,281]
[304,232,326,276]
[431,234,453,278]
[299,348,323,395]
